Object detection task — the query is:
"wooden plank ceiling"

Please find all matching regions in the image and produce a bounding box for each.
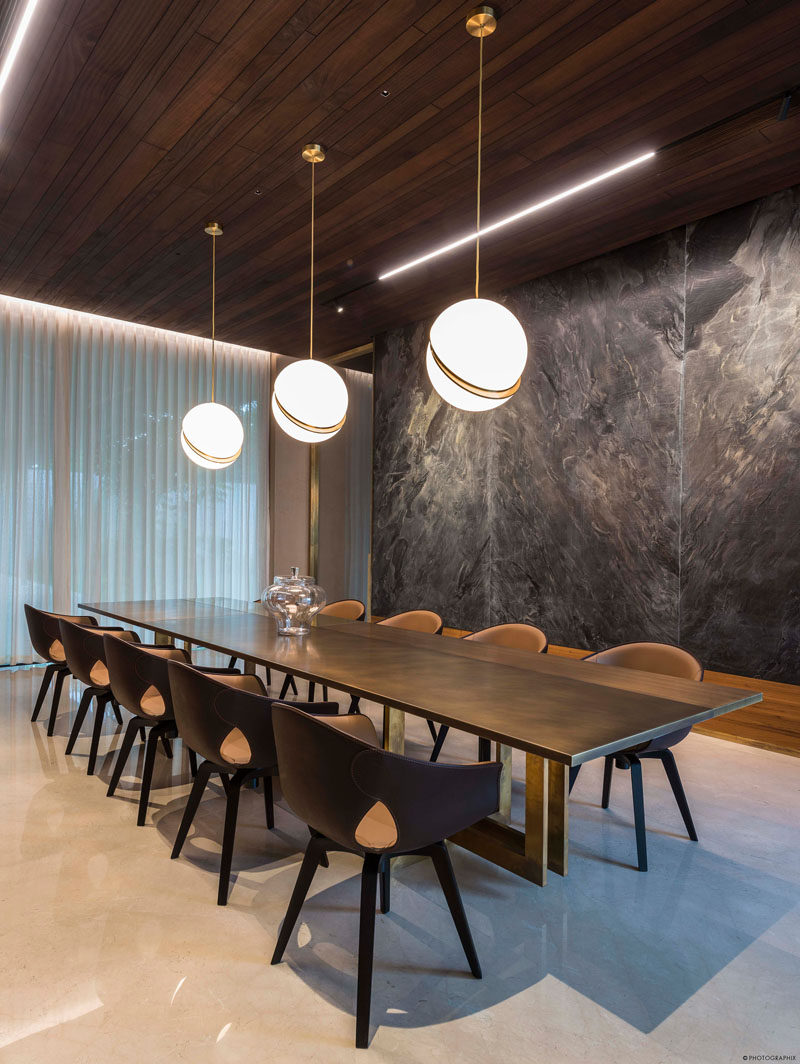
[1,0,799,359]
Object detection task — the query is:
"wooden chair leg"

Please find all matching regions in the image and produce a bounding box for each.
[264,774,275,830]
[279,674,293,700]
[429,724,449,763]
[161,734,173,759]
[477,736,492,762]
[427,841,481,977]
[31,663,57,722]
[308,681,315,701]
[568,764,581,793]
[87,695,109,775]
[659,749,698,841]
[65,688,94,754]
[218,772,244,905]
[171,761,214,858]
[137,727,163,826]
[426,719,439,743]
[348,696,361,714]
[187,746,198,777]
[46,669,69,736]
[111,700,123,725]
[227,656,238,669]
[379,856,391,914]
[601,755,614,808]
[629,755,648,871]
[271,839,324,964]
[107,716,142,796]
[322,685,329,700]
[356,854,380,1049]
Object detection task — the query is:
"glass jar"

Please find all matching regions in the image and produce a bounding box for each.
[262,567,326,636]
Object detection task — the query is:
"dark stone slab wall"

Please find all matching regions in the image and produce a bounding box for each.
[372,186,800,682]
[681,189,800,680]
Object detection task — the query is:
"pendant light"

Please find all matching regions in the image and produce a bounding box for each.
[181,223,244,469]
[426,7,527,412]
[271,144,349,443]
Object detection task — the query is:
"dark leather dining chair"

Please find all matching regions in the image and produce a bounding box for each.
[270,702,500,1049]
[226,599,272,688]
[430,622,548,762]
[103,634,206,826]
[349,609,444,715]
[25,605,99,736]
[59,619,140,774]
[280,598,367,702]
[570,641,702,871]
[167,661,339,905]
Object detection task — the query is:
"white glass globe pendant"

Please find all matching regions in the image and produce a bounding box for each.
[426,7,527,411]
[181,222,244,469]
[271,144,348,443]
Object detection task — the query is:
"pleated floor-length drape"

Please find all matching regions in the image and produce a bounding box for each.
[0,294,270,665]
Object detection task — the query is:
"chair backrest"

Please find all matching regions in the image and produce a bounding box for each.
[378,610,443,634]
[463,622,547,654]
[59,619,139,688]
[583,642,703,681]
[320,599,366,621]
[104,634,189,720]
[25,604,97,664]
[272,703,501,855]
[167,660,279,768]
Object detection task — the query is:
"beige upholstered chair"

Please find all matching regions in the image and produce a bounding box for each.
[572,642,702,871]
[348,609,444,715]
[430,623,548,762]
[280,599,367,702]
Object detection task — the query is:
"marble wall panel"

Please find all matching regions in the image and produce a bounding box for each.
[372,186,800,681]
[491,231,685,649]
[682,189,800,680]
[372,320,492,631]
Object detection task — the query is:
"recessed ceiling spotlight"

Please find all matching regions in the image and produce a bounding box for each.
[380,88,390,97]
[254,188,263,195]
[336,306,344,313]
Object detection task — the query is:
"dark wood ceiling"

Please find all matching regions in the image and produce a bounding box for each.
[1,0,800,359]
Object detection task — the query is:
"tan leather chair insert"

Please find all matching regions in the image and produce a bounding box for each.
[219,727,252,765]
[355,801,398,850]
[49,639,66,662]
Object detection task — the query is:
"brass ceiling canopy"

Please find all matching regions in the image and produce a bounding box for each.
[204,221,223,236]
[301,143,326,163]
[466,5,497,37]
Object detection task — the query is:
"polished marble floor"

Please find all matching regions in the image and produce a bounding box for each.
[1,665,799,1062]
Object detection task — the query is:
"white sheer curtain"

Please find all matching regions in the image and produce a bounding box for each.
[0,293,270,665]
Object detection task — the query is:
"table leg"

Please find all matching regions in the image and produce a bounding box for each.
[382,705,405,755]
[496,743,512,820]
[547,760,569,877]
[154,630,170,646]
[524,753,549,886]
[243,659,256,675]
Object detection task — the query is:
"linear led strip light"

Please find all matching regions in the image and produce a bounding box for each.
[0,0,41,97]
[378,151,656,281]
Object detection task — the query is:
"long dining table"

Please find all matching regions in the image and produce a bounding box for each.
[80,597,762,887]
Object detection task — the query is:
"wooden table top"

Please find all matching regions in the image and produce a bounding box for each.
[80,598,762,766]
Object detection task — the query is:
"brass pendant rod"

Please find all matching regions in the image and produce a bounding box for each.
[211,229,216,402]
[475,30,483,300]
[309,159,315,359]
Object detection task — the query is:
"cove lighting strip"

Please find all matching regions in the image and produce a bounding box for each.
[0,0,41,97]
[378,151,656,281]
